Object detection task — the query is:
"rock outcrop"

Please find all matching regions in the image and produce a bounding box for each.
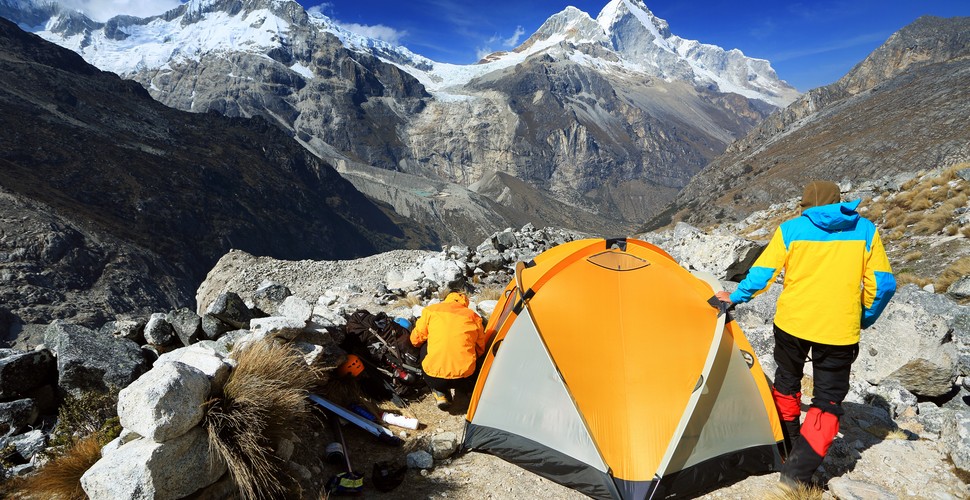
[0,17,431,332]
[652,16,970,230]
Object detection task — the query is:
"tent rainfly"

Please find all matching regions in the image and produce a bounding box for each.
[463,238,784,499]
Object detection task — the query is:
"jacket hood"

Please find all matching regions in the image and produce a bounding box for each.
[445,292,469,307]
[802,199,861,231]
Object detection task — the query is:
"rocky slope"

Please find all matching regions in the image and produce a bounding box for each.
[0,17,431,333]
[3,0,797,239]
[3,220,966,499]
[649,15,970,229]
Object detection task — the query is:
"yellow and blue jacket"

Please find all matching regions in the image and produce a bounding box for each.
[729,200,896,345]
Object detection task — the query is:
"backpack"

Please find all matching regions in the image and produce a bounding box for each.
[342,310,425,406]
[344,310,421,371]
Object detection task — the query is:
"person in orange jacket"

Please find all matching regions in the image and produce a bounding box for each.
[410,291,487,410]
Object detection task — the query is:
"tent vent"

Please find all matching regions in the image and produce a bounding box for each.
[586,251,650,271]
[741,350,755,368]
[605,238,628,251]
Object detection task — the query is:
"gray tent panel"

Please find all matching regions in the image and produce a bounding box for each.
[468,307,607,473]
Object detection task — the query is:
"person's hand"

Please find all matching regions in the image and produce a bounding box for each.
[714,291,732,304]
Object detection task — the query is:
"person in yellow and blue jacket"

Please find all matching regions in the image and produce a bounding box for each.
[410,292,487,410]
[715,180,896,489]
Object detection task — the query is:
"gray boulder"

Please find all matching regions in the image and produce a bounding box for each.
[856,288,956,395]
[0,399,38,435]
[252,282,292,316]
[250,316,306,341]
[827,477,898,500]
[206,292,253,329]
[947,276,970,300]
[864,378,918,420]
[474,250,507,274]
[493,229,517,251]
[167,308,203,347]
[99,318,146,344]
[887,344,959,398]
[0,348,55,398]
[155,344,231,389]
[5,429,46,462]
[640,223,764,281]
[430,431,458,459]
[941,410,970,474]
[117,362,210,443]
[144,313,177,347]
[80,427,226,500]
[200,314,233,341]
[44,321,149,396]
[421,256,466,291]
[278,296,313,322]
[406,450,434,469]
[917,402,949,437]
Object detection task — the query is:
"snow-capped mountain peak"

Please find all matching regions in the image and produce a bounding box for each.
[451,0,797,106]
[592,0,797,105]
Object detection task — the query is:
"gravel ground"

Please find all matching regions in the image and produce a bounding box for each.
[300,385,968,500]
[198,249,968,499]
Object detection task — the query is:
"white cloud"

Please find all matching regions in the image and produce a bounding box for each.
[476,47,493,60]
[56,0,184,22]
[769,32,889,62]
[306,3,332,18]
[503,25,525,47]
[334,21,407,45]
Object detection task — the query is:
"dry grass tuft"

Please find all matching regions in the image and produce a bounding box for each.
[5,389,121,499]
[909,195,933,211]
[5,433,104,500]
[204,338,324,500]
[880,207,905,228]
[911,212,949,235]
[474,285,506,302]
[893,190,916,209]
[895,272,932,288]
[941,192,968,212]
[390,295,423,309]
[764,481,825,500]
[864,424,909,440]
[903,251,923,263]
[937,256,970,292]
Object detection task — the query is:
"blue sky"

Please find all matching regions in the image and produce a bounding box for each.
[68,0,970,92]
[301,0,970,92]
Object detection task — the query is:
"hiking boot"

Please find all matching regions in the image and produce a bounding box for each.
[432,390,451,410]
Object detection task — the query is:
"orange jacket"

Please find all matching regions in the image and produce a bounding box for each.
[410,293,486,379]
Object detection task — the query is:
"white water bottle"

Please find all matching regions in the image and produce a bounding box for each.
[381,412,419,430]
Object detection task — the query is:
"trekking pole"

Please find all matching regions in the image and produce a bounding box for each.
[325,410,364,495]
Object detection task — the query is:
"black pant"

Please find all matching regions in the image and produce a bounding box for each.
[419,343,477,394]
[773,324,858,484]
[772,324,858,415]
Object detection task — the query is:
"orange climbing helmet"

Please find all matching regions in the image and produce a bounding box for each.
[337,354,364,378]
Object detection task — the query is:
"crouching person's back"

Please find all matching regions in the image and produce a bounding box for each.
[410,292,487,410]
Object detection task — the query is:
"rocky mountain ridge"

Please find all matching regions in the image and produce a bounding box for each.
[652,15,970,229]
[0,17,430,333]
[2,0,795,240]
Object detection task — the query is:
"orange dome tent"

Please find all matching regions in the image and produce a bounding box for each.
[463,238,784,499]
